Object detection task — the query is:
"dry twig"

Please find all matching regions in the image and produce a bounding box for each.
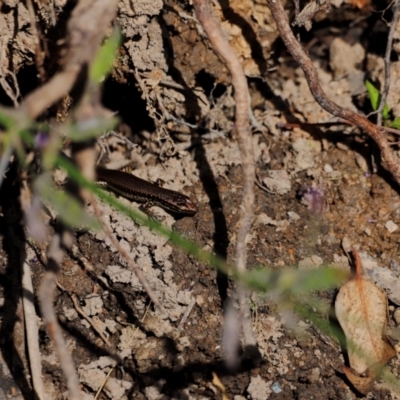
[192,0,259,360]
[30,1,119,399]
[40,234,81,400]
[267,0,400,187]
[26,0,46,83]
[22,260,45,400]
[0,35,21,107]
[375,0,400,126]
[20,0,119,120]
[93,303,152,400]
[278,120,400,138]
[70,292,111,347]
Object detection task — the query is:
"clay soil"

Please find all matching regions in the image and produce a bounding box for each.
[1,0,400,399]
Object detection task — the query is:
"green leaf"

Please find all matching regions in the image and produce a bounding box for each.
[366,80,381,111]
[383,105,390,120]
[0,109,20,129]
[41,135,62,170]
[65,116,118,141]
[90,29,121,83]
[243,267,348,293]
[289,267,348,293]
[365,80,390,119]
[390,117,400,129]
[34,173,100,230]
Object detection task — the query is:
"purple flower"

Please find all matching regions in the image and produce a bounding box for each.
[34,131,49,149]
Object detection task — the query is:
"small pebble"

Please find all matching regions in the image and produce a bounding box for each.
[287,211,300,221]
[262,170,291,195]
[271,382,282,393]
[308,367,320,383]
[394,308,400,325]
[354,153,369,172]
[385,220,398,233]
[299,257,321,269]
[341,237,352,253]
[324,163,333,173]
[337,142,351,151]
[390,259,399,274]
[311,255,323,266]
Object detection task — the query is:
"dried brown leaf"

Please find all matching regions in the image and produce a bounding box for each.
[335,250,396,393]
[351,0,371,9]
[342,366,375,394]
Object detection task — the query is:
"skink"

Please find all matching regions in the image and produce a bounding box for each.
[96,166,198,216]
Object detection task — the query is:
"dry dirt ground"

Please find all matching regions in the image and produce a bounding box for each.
[1,0,400,399]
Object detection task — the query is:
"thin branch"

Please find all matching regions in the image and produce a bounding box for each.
[0,36,21,106]
[93,367,114,400]
[376,0,400,126]
[93,303,152,400]
[192,0,259,359]
[178,297,196,327]
[20,0,119,120]
[267,0,400,187]
[26,0,46,83]
[22,260,46,400]
[70,292,111,347]
[0,145,13,189]
[34,3,120,398]
[39,234,81,400]
[277,119,400,137]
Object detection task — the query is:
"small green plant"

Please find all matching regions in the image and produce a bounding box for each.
[365,79,400,128]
